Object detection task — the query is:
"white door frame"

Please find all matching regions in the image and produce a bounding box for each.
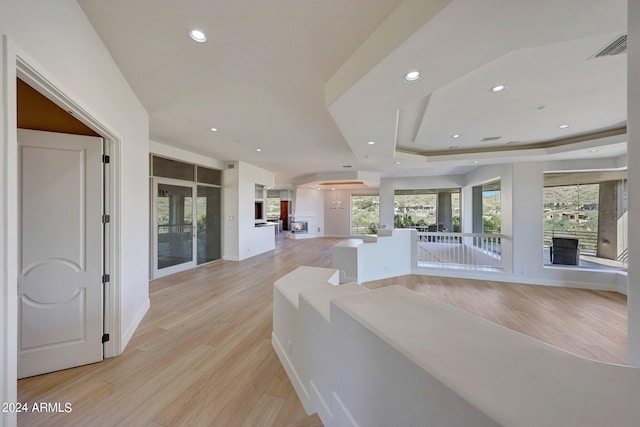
[15,52,122,360]
[1,37,123,426]
[152,177,197,278]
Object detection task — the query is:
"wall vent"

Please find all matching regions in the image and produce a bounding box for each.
[594,35,627,58]
[227,163,235,169]
[481,136,501,142]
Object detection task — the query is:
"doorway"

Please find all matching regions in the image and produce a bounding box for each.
[14,59,121,372]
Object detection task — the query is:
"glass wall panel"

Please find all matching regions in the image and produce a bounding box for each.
[157,183,194,269]
[393,189,461,231]
[351,195,380,235]
[543,170,627,270]
[197,185,221,264]
[153,156,195,181]
[482,180,501,233]
[197,166,222,185]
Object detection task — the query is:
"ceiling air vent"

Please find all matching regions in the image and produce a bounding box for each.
[481,136,501,142]
[594,35,627,58]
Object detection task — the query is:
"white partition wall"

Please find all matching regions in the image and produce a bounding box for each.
[273,268,640,427]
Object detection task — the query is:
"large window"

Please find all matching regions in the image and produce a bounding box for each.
[351,195,379,235]
[266,197,281,218]
[482,181,501,233]
[543,171,627,269]
[394,189,460,232]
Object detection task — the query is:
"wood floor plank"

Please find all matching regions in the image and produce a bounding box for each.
[272,388,310,427]
[265,365,294,399]
[240,393,286,427]
[17,236,627,427]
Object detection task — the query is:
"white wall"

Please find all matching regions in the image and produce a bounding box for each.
[1,2,151,422]
[324,188,379,237]
[628,0,640,365]
[293,188,325,238]
[324,189,351,237]
[150,140,225,170]
[224,161,275,261]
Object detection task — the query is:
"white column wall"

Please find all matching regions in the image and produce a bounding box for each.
[293,188,325,238]
[511,162,543,277]
[627,0,640,366]
[223,162,240,260]
[237,161,275,260]
[324,189,351,237]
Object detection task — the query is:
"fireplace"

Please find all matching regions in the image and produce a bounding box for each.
[291,221,308,234]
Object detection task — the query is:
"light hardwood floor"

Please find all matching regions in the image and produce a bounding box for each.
[17,236,628,426]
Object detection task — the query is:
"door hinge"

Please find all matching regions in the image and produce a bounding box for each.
[102,274,110,283]
[102,333,110,343]
[102,214,110,223]
[102,154,110,164]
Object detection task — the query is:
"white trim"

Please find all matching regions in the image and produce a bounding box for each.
[121,297,150,351]
[331,392,360,427]
[271,332,311,411]
[1,34,18,427]
[309,380,333,422]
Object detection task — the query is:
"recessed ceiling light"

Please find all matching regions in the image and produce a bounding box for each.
[559,124,572,129]
[451,134,461,138]
[490,84,507,93]
[589,149,599,152]
[256,148,261,152]
[210,127,218,132]
[367,141,375,145]
[404,71,422,82]
[188,29,207,43]
[473,160,479,164]
[395,161,400,165]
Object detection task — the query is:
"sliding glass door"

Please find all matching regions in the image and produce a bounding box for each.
[153,178,197,277]
[196,185,221,264]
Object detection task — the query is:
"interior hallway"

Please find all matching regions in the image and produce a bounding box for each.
[17,235,627,426]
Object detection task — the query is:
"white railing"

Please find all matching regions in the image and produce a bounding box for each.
[416,232,503,269]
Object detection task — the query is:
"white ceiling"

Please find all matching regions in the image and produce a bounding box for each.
[77,0,628,187]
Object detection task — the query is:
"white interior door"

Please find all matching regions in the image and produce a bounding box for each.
[17,129,104,378]
[152,178,197,278]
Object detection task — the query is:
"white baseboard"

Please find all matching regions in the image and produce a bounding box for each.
[309,380,333,423]
[121,298,150,352]
[332,392,359,427]
[271,332,311,412]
